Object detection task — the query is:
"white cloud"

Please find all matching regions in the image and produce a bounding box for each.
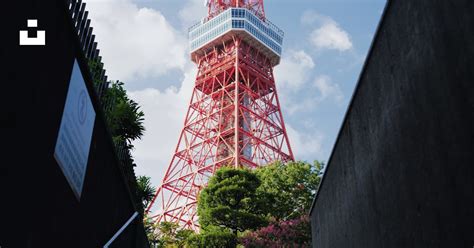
[274,50,315,91]
[284,100,315,115]
[273,50,316,115]
[286,124,324,160]
[128,65,197,188]
[279,75,344,115]
[83,0,205,188]
[178,0,208,28]
[302,10,353,51]
[310,23,352,51]
[273,50,344,115]
[313,75,344,104]
[85,0,187,82]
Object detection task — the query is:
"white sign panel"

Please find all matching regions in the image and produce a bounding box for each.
[54,59,96,200]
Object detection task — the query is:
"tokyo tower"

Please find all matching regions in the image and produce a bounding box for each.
[146,0,294,231]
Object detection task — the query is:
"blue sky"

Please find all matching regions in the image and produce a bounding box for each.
[85,0,386,187]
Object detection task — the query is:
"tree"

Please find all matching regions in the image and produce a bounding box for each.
[239,160,324,247]
[87,59,145,149]
[98,81,146,217]
[136,176,156,211]
[174,229,195,247]
[102,81,145,144]
[143,216,160,246]
[87,58,104,90]
[255,160,324,220]
[194,161,324,247]
[239,215,312,247]
[145,221,196,248]
[197,167,268,234]
[187,226,236,248]
[158,222,179,246]
[88,58,152,243]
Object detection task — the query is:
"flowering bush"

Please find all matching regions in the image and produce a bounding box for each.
[239,215,311,248]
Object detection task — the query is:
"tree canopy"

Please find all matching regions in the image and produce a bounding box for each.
[240,215,312,247]
[197,167,268,234]
[88,58,149,232]
[88,59,145,147]
[193,161,324,247]
[103,81,145,145]
[147,221,195,248]
[136,175,156,211]
[256,160,323,220]
[143,161,324,247]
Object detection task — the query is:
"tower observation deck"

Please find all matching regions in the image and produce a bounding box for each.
[146,0,294,231]
[189,7,284,66]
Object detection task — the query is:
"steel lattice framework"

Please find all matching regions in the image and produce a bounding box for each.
[146,0,293,231]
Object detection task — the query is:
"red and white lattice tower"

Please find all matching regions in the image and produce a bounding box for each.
[146,0,294,231]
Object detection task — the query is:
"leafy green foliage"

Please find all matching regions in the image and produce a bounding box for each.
[174,229,195,246]
[136,176,156,210]
[187,227,237,248]
[143,216,160,245]
[198,167,268,234]
[256,160,324,220]
[103,81,145,144]
[98,81,145,216]
[158,222,179,246]
[87,58,104,89]
[87,59,152,243]
[145,221,196,248]
[193,161,324,247]
[87,59,145,146]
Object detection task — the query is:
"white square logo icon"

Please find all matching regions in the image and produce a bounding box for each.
[20,19,45,46]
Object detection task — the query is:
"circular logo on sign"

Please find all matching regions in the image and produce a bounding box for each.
[78,90,87,125]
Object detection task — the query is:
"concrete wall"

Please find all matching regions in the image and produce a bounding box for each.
[310,1,474,247]
[0,1,149,247]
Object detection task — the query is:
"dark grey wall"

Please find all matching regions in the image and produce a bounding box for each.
[310,1,474,247]
[0,1,149,247]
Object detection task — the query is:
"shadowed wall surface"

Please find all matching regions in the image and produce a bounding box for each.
[0,1,149,247]
[310,0,474,247]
